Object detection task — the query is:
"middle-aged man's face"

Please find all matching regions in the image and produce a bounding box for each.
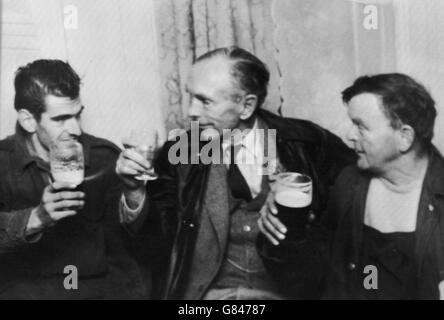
[186,56,246,141]
[35,94,83,150]
[346,93,400,173]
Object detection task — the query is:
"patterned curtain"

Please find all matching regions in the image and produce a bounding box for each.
[154,0,281,131]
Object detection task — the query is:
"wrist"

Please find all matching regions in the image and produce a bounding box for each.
[26,206,53,235]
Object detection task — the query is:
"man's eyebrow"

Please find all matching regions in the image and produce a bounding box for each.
[351,118,365,127]
[194,93,211,101]
[51,106,85,120]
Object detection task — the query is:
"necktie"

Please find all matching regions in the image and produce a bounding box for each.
[227,145,252,201]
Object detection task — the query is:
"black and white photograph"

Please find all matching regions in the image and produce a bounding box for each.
[0,0,443,305]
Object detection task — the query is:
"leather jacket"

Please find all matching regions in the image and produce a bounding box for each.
[145,109,356,299]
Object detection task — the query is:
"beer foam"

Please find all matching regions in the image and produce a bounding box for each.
[52,169,84,186]
[275,190,312,208]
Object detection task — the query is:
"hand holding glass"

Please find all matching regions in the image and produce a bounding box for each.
[123,129,159,181]
[273,172,312,239]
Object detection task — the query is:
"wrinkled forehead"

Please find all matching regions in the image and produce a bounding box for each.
[42,94,83,116]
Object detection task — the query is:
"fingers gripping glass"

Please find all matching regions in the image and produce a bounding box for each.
[122,129,160,181]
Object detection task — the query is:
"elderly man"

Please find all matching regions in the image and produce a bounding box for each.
[0,60,147,299]
[261,73,444,299]
[117,46,355,300]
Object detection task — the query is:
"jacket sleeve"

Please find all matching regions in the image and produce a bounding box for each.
[0,207,42,253]
[120,140,179,253]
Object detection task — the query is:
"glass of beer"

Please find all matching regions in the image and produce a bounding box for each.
[49,140,85,187]
[273,172,312,240]
[122,129,160,181]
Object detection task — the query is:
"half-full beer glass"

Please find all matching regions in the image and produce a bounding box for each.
[49,140,85,186]
[274,172,312,240]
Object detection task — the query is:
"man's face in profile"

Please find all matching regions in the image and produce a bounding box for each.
[346,93,400,173]
[186,56,246,141]
[36,94,84,150]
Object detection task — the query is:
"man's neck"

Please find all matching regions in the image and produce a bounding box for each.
[377,152,430,188]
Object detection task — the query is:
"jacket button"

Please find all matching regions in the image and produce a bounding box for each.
[428,204,434,212]
[308,212,316,222]
[349,263,356,271]
[183,220,195,228]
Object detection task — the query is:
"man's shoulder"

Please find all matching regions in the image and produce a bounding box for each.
[0,135,16,157]
[258,109,336,143]
[0,135,15,150]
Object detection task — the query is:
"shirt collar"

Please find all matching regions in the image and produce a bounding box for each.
[222,118,260,152]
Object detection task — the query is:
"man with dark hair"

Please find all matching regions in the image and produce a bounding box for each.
[262,73,444,299]
[0,59,147,299]
[116,46,355,299]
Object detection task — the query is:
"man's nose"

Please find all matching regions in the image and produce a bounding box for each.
[188,97,202,121]
[346,123,358,142]
[66,117,82,136]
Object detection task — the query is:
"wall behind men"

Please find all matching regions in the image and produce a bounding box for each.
[273,0,444,153]
[0,0,164,147]
[1,0,443,154]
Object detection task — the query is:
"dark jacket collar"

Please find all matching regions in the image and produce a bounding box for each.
[423,146,444,198]
[257,109,321,143]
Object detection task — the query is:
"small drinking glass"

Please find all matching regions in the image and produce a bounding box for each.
[122,129,160,181]
[49,140,85,186]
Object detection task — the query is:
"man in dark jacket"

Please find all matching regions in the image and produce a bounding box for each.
[0,60,147,299]
[261,73,444,299]
[117,47,355,299]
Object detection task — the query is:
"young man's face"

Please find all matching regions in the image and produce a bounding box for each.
[346,93,401,173]
[186,57,248,141]
[36,94,84,150]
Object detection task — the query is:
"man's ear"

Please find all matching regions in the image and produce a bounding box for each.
[239,94,258,121]
[17,109,37,133]
[397,124,415,153]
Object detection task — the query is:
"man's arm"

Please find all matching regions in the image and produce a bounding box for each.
[116,140,179,241]
[0,182,85,253]
[0,207,42,252]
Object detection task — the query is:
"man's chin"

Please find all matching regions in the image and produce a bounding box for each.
[356,157,369,170]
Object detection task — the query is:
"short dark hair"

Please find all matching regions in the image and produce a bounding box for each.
[342,73,437,148]
[14,59,81,120]
[195,46,270,108]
